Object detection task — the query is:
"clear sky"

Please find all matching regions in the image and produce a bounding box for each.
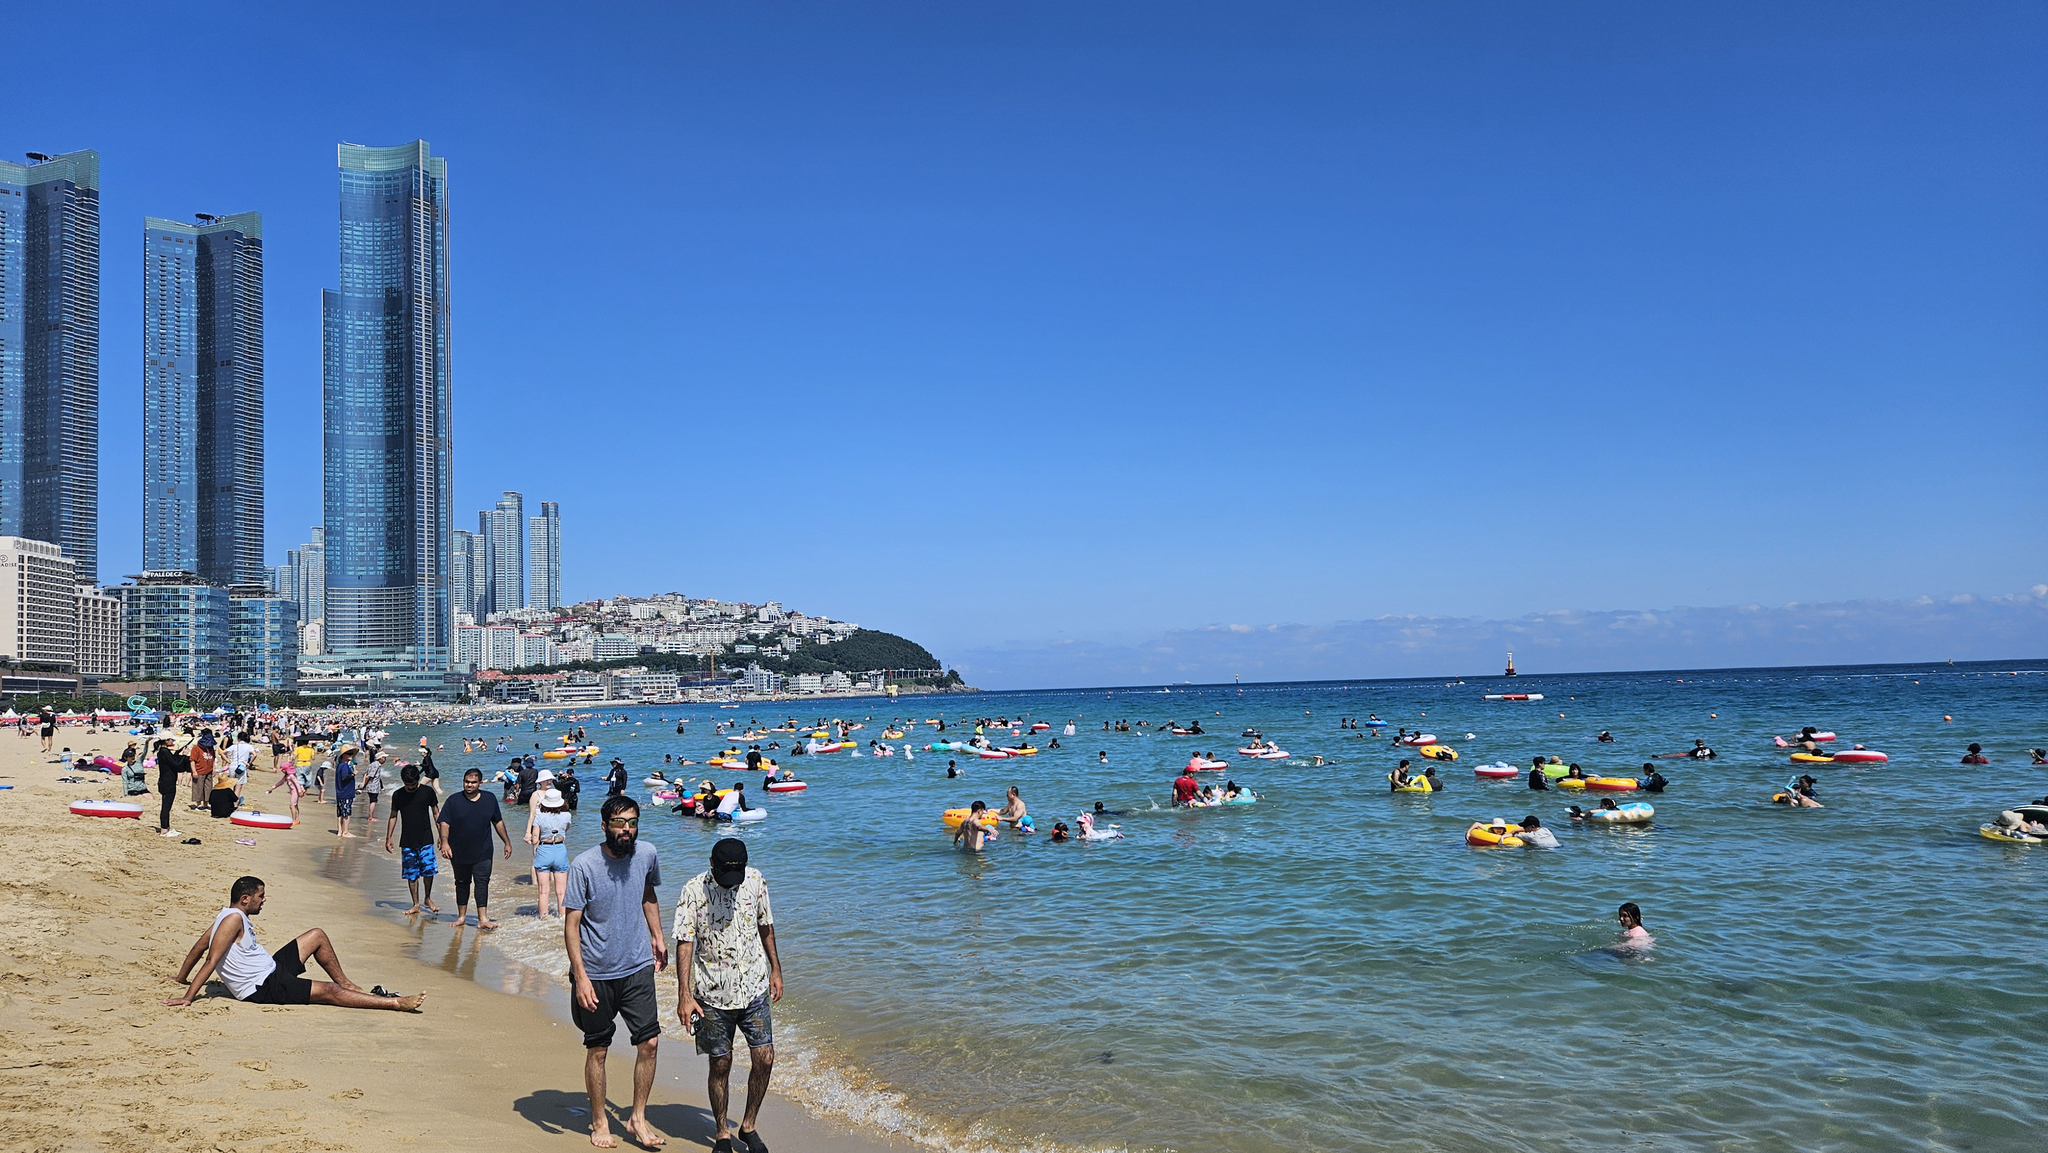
[13,1,2045,678]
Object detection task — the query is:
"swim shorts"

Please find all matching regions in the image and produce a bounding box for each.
[693,992,773,1057]
[533,842,569,873]
[572,964,661,1049]
[335,797,354,818]
[401,844,438,880]
[242,942,312,1006]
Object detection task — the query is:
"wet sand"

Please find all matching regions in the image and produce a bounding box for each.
[0,729,906,1152]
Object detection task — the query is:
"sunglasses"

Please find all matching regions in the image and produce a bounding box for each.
[605,818,640,829]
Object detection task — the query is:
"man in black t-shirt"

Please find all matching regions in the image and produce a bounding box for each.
[606,758,629,797]
[382,765,443,915]
[437,768,512,930]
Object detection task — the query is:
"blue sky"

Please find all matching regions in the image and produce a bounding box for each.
[13,1,2045,681]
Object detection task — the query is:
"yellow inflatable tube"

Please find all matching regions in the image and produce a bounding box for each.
[1388,773,1434,793]
[942,807,1000,830]
[1416,744,1458,762]
[1466,821,1523,847]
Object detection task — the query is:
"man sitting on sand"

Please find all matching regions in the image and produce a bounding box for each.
[165,876,424,1011]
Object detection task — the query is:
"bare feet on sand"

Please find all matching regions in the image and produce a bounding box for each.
[425,901,441,913]
[477,917,498,931]
[395,992,427,1012]
[590,1118,665,1149]
[401,904,421,916]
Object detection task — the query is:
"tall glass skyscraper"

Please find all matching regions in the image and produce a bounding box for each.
[143,212,263,585]
[477,490,522,619]
[0,150,100,581]
[449,527,478,622]
[321,141,451,672]
[529,500,560,610]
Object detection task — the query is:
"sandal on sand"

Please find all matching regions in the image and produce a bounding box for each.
[712,1140,734,1153]
[370,985,404,998]
[180,837,202,845]
[739,1130,769,1153]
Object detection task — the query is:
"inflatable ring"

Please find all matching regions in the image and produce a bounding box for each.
[126,695,148,712]
[1466,821,1523,847]
[942,807,999,829]
[1388,773,1434,794]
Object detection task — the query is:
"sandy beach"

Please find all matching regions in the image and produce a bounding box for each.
[0,728,905,1153]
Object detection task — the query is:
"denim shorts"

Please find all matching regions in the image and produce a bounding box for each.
[401,844,438,880]
[693,992,773,1057]
[533,842,568,873]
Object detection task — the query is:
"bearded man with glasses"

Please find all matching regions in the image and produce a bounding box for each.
[565,795,669,1149]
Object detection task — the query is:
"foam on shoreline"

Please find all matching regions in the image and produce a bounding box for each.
[480,913,1130,1153]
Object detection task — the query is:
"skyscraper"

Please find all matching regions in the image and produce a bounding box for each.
[477,491,522,619]
[449,527,478,622]
[0,150,101,581]
[529,500,560,611]
[143,212,263,585]
[321,141,451,672]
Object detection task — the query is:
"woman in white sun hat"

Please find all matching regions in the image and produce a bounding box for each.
[525,778,572,917]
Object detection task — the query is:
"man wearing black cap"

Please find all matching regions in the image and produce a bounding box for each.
[674,838,783,1153]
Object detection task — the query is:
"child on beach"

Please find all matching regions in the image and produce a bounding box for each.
[266,759,306,826]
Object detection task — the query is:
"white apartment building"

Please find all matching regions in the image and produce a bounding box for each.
[518,633,557,667]
[0,537,80,668]
[607,669,681,699]
[74,586,121,677]
[791,673,823,693]
[593,634,639,660]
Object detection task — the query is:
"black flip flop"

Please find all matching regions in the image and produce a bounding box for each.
[180,837,202,845]
[738,1130,769,1153]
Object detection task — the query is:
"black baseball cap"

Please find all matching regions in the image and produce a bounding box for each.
[710,838,748,888]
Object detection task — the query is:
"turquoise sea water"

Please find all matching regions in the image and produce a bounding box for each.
[385,660,2048,1152]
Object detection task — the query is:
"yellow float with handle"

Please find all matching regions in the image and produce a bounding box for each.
[942,807,1000,830]
[1466,820,1523,847]
[1388,773,1434,794]
[1415,744,1458,762]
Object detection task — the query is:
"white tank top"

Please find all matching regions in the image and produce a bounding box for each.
[210,907,276,1000]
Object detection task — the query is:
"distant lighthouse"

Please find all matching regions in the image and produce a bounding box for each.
[1504,651,1517,677]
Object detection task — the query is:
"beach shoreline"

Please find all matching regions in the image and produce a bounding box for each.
[0,728,908,1153]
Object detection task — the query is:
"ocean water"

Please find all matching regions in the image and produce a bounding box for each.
[382,660,2048,1152]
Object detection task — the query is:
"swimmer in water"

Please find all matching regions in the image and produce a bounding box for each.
[1092,801,1127,819]
[946,759,960,779]
[952,801,991,852]
[1962,743,1989,765]
[1528,758,1548,791]
[1596,730,1614,743]
[1099,751,1108,764]
[1048,822,1070,843]
[997,786,1028,829]
[1517,814,1558,849]
[1613,902,1653,950]
[1641,764,1668,793]
[2032,748,2048,765]
[1687,739,1715,759]
[1389,759,1413,790]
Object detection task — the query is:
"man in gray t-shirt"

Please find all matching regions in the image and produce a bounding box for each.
[563,795,667,1150]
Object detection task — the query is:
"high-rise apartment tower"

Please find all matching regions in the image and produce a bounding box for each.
[477,491,521,619]
[0,150,101,580]
[143,212,263,584]
[321,141,451,670]
[529,500,559,611]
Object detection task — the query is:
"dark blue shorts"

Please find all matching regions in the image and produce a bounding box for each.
[401,844,437,880]
[694,992,773,1057]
